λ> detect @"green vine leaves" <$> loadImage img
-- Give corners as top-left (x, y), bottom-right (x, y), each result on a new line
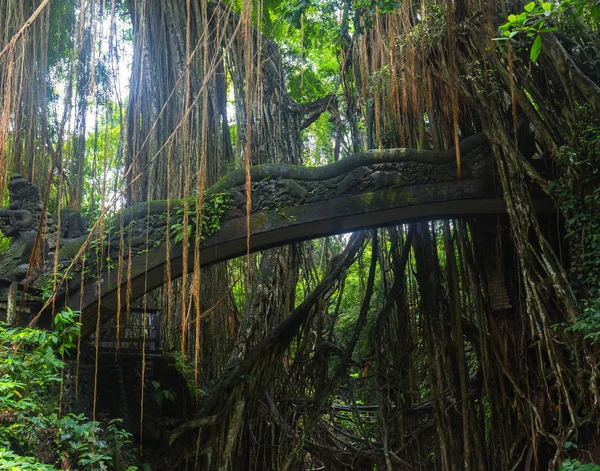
top-left (170, 193), bottom-right (233, 246)
top-left (495, 1), bottom-right (557, 62)
top-left (495, 0), bottom-right (600, 63)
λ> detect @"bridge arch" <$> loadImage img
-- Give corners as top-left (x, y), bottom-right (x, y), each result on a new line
top-left (62, 179), bottom-right (554, 336)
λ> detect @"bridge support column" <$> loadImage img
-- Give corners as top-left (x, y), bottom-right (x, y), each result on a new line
top-left (0, 282), bottom-right (20, 325)
top-left (6, 282), bottom-right (17, 325)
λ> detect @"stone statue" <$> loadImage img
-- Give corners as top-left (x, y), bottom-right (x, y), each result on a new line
top-left (59, 207), bottom-right (88, 239)
top-left (0, 174), bottom-right (90, 285)
top-left (0, 174), bottom-right (43, 282)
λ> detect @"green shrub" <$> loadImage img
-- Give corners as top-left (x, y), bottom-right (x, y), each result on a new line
top-left (0, 310), bottom-right (139, 470)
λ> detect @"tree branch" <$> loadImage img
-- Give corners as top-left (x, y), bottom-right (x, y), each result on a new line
top-left (544, 34), bottom-right (600, 111)
top-left (298, 94), bottom-right (338, 130)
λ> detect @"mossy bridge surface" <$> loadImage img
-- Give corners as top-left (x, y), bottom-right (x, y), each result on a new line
top-left (0, 135), bottom-right (554, 334)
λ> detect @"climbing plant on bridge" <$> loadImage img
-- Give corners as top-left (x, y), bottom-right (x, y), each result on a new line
top-left (170, 193), bottom-right (233, 245)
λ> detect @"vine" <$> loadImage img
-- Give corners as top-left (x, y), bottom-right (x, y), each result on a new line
top-left (549, 104), bottom-right (600, 342)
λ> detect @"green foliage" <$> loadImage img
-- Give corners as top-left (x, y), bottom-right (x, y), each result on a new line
top-left (151, 381), bottom-right (176, 406)
top-left (272, 0), bottom-right (340, 103)
top-left (81, 104), bottom-right (123, 224)
top-left (497, 0), bottom-right (600, 62)
top-left (171, 352), bottom-right (208, 399)
top-left (0, 233), bottom-right (9, 256)
top-left (302, 113), bottom-right (337, 166)
top-left (404, 3), bottom-right (446, 49)
top-left (282, 0), bottom-right (318, 29)
top-left (170, 193), bottom-right (232, 245)
top-left (0, 309), bottom-right (80, 412)
top-left (496, 1), bottom-right (558, 62)
top-left (354, 0), bottom-right (402, 20)
top-left (0, 311), bottom-right (138, 470)
top-left (52, 309), bottom-right (81, 356)
top-left (332, 237), bottom-right (380, 359)
top-left (560, 459), bottom-right (600, 471)
top-left (0, 448), bottom-right (58, 471)
top-left (63, 415), bottom-right (136, 470)
top-left (282, 0), bottom-right (401, 34)
top-left (548, 105), bottom-right (600, 342)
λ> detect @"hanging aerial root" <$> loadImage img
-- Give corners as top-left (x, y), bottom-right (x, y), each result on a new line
top-left (168, 233), bottom-right (366, 449)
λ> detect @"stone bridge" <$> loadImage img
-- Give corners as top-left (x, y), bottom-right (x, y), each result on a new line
top-left (0, 134), bottom-right (555, 335)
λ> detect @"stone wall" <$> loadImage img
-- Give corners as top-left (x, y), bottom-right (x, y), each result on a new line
top-left (62, 350), bottom-right (192, 445)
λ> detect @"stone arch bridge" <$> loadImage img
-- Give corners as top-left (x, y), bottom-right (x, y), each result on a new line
top-left (0, 134), bottom-right (555, 335)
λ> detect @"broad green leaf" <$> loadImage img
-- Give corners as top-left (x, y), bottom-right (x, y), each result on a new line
top-left (542, 2), bottom-right (552, 12)
top-left (530, 35), bottom-right (542, 63)
top-left (524, 2), bottom-right (535, 13)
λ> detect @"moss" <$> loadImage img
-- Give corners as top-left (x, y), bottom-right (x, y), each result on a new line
top-left (58, 236), bottom-right (89, 260)
top-left (118, 198), bottom-right (187, 223)
top-left (248, 212), bottom-right (270, 231)
top-left (328, 189), bottom-right (417, 213)
top-left (387, 189), bottom-right (416, 204)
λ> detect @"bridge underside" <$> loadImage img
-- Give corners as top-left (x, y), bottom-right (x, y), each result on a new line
top-left (64, 180), bottom-right (555, 336)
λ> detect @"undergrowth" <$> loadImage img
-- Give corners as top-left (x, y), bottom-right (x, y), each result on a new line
top-left (549, 105), bottom-right (600, 344)
top-left (0, 309), bottom-right (139, 471)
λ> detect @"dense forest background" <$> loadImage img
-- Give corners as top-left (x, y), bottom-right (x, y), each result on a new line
top-left (1, 0), bottom-right (600, 469)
